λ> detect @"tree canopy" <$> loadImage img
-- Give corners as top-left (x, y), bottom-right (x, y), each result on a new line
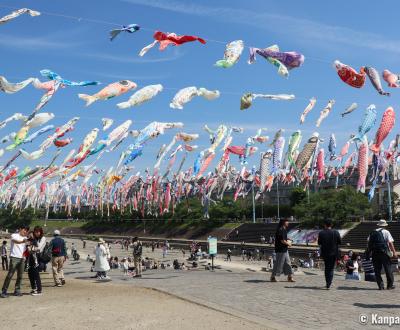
top-left (293, 186), bottom-right (373, 227)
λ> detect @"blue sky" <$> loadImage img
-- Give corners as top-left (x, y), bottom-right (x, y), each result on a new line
top-left (0, 0), bottom-right (399, 175)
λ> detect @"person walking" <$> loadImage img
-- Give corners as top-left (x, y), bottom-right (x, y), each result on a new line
top-left (49, 230), bottom-right (67, 287)
top-left (226, 248), bottom-right (232, 262)
top-left (162, 241), bottom-right (168, 258)
top-left (132, 237), bottom-right (143, 278)
top-left (94, 238), bottom-right (111, 280)
top-left (270, 219), bottom-right (295, 282)
top-left (318, 219), bottom-right (341, 289)
top-left (1, 225), bottom-right (30, 298)
top-left (1, 240), bottom-right (8, 271)
top-left (367, 219), bottom-right (397, 290)
top-left (27, 226), bottom-right (46, 296)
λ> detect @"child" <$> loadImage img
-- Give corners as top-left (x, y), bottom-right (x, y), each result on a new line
top-left (122, 258), bottom-right (129, 275)
top-left (345, 253), bottom-right (361, 280)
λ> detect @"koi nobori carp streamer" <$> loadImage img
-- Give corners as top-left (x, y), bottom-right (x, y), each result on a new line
top-left (316, 100), bottom-right (335, 127)
top-left (109, 24), bottom-right (140, 41)
top-left (299, 97), bottom-right (316, 124)
top-left (361, 66), bottom-right (390, 96)
top-left (333, 60), bottom-right (366, 88)
top-left (0, 8), bottom-right (40, 25)
top-left (240, 93), bottom-right (295, 110)
top-left (139, 31), bottom-right (206, 56)
top-left (78, 80), bottom-right (137, 106)
top-left (370, 107), bottom-right (395, 154)
top-left (382, 69), bottom-right (400, 88)
top-left (0, 76), bottom-right (35, 94)
top-left (117, 84), bottom-right (163, 109)
top-left (248, 45), bottom-right (304, 75)
top-left (170, 87), bottom-right (220, 109)
top-left (215, 40), bottom-right (244, 68)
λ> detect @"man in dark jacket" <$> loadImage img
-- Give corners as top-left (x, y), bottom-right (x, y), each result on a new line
top-left (318, 219), bottom-right (341, 289)
top-left (49, 230), bottom-right (67, 287)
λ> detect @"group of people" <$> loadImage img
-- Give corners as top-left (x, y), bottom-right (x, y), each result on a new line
top-left (1, 226), bottom-right (67, 298)
top-left (270, 218), bottom-right (397, 290)
top-left (92, 236), bottom-right (143, 280)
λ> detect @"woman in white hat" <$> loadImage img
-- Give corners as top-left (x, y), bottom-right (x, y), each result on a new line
top-left (94, 238), bottom-right (110, 280)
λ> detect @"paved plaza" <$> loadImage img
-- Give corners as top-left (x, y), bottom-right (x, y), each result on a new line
top-left (61, 238), bottom-right (400, 329)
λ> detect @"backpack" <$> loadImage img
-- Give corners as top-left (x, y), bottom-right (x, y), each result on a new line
top-left (40, 242), bottom-right (52, 263)
top-left (368, 229), bottom-right (389, 255)
top-left (133, 242), bottom-right (142, 257)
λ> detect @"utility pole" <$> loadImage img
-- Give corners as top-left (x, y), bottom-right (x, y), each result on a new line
top-left (387, 167), bottom-right (393, 222)
top-left (276, 181), bottom-right (280, 220)
top-left (251, 166), bottom-right (256, 223)
top-left (252, 182), bottom-right (256, 224)
top-left (261, 193), bottom-right (264, 219)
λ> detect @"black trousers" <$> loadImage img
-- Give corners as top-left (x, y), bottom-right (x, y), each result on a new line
top-left (323, 255), bottom-right (337, 287)
top-left (1, 256), bottom-right (8, 270)
top-left (28, 266), bottom-right (42, 292)
top-left (372, 252), bottom-right (394, 289)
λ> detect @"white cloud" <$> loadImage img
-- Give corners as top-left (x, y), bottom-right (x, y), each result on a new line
top-left (82, 71), bottom-right (170, 81)
top-left (0, 33), bottom-right (81, 50)
top-left (83, 47), bottom-right (184, 64)
top-left (122, 0), bottom-right (400, 54)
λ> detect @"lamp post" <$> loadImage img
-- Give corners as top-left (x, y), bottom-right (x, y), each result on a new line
top-left (276, 181), bottom-right (280, 220)
top-left (252, 182), bottom-right (256, 224)
top-left (387, 167), bottom-right (393, 222)
top-left (261, 193), bottom-right (264, 219)
top-left (251, 166), bottom-right (256, 224)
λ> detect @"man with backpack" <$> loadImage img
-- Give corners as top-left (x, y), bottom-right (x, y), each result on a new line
top-left (49, 230), bottom-right (67, 287)
top-left (367, 220), bottom-right (397, 290)
top-left (132, 237), bottom-right (143, 278)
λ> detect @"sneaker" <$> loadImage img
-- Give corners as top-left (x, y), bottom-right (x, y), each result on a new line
top-left (31, 292), bottom-right (42, 296)
top-left (0, 292), bottom-right (9, 298)
top-left (61, 279), bottom-right (66, 285)
top-left (55, 284), bottom-right (62, 287)
top-left (30, 289), bottom-right (37, 294)
top-left (270, 277), bottom-right (278, 282)
top-left (13, 292), bottom-right (23, 297)
top-left (387, 285), bottom-right (396, 290)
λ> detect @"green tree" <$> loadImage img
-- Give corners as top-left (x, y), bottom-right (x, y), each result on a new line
top-left (289, 187), bottom-right (307, 207)
top-left (293, 186), bottom-right (372, 227)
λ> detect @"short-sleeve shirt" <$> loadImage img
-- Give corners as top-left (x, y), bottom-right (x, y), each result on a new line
top-left (377, 229), bottom-right (394, 244)
top-left (10, 233), bottom-right (26, 258)
top-left (275, 227), bottom-right (288, 253)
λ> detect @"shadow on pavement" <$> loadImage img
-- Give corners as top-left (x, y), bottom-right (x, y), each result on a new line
top-left (244, 279), bottom-right (268, 283)
top-left (74, 276), bottom-right (97, 281)
top-left (284, 286), bottom-right (326, 290)
top-left (354, 303), bottom-right (400, 309)
top-left (336, 286), bottom-right (377, 291)
top-left (303, 271), bottom-right (318, 276)
top-left (131, 275), bottom-right (180, 280)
